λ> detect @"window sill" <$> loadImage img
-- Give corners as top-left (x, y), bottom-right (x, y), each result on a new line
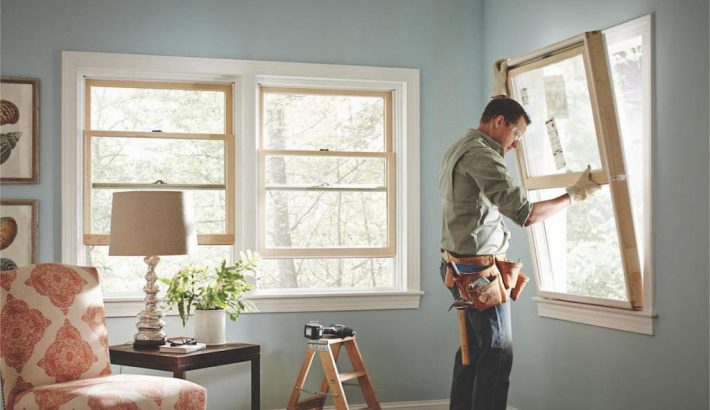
top-left (533, 297), bottom-right (656, 335)
top-left (104, 291), bottom-right (423, 317)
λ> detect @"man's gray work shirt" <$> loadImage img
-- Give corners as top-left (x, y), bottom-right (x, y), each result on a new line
top-left (439, 128), bottom-right (532, 256)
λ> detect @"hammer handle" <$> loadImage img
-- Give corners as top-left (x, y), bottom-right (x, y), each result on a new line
top-left (457, 308), bottom-right (470, 365)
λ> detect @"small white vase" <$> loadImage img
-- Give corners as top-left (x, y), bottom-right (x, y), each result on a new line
top-left (194, 309), bottom-right (226, 345)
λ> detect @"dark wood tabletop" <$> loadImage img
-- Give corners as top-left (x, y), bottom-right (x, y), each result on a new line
top-left (109, 343), bottom-right (260, 410)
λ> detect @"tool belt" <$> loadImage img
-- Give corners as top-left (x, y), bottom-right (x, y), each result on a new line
top-left (442, 250), bottom-right (529, 311)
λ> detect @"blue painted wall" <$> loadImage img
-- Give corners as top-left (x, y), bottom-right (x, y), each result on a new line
top-left (2, 0), bottom-right (708, 409)
top-left (1, 1), bottom-right (484, 409)
top-left (483, 1), bottom-right (709, 409)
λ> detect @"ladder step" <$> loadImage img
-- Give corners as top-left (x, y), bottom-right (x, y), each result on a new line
top-left (339, 370), bottom-right (367, 381)
top-left (294, 396), bottom-right (327, 410)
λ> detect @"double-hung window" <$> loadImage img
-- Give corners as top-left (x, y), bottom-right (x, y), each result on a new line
top-left (83, 80), bottom-right (234, 297)
top-left (62, 53), bottom-right (420, 314)
top-left (506, 16), bottom-right (653, 334)
top-left (257, 87), bottom-right (395, 291)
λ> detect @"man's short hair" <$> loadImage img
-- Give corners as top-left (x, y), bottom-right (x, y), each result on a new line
top-left (480, 98), bottom-right (531, 125)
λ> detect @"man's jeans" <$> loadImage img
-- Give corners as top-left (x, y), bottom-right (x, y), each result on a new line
top-left (440, 260), bottom-right (513, 410)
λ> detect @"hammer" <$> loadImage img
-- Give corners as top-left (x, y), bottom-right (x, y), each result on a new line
top-left (447, 261), bottom-right (471, 366)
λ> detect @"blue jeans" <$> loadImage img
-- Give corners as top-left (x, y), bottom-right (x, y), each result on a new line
top-left (440, 260), bottom-right (513, 410)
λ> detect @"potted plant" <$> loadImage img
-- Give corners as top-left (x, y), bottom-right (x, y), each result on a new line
top-left (161, 251), bottom-right (259, 345)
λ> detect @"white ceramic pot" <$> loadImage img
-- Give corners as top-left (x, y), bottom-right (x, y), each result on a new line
top-left (194, 309), bottom-right (226, 345)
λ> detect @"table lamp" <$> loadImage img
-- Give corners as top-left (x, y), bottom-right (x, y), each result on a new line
top-left (109, 191), bottom-right (197, 349)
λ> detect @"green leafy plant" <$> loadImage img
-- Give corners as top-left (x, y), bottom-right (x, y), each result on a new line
top-left (160, 251), bottom-right (259, 326)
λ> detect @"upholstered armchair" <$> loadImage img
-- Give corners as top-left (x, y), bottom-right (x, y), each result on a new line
top-left (0, 263), bottom-right (207, 409)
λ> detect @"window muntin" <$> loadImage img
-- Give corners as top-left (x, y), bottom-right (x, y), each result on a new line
top-left (509, 31), bottom-right (643, 310)
top-left (259, 87), bottom-right (395, 290)
top-left (83, 80), bottom-right (234, 296)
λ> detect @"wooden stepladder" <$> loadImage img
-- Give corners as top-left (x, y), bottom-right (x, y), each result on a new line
top-left (287, 336), bottom-right (381, 410)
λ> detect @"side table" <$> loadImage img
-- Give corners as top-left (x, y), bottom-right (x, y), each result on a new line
top-left (109, 343), bottom-right (260, 410)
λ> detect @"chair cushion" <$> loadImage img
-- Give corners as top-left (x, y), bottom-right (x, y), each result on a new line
top-left (11, 374), bottom-right (206, 410)
top-left (1, 264), bottom-right (112, 405)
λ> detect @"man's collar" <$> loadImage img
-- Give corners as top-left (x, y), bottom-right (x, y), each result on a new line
top-left (467, 128), bottom-right (504, 155)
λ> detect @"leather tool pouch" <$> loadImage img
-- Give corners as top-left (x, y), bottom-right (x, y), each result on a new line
top-left (496, 259), bottom-right (523, 289)
top-left (454, 264), bottom-right (504, 311)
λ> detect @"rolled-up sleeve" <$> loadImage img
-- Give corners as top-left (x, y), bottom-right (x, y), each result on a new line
top-left (464, 149), bottom-right (532, 227)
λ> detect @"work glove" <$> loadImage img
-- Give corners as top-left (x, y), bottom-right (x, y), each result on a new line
top-left (492, 58), bottom-right (509, 98)
top-left (566, 165), bottom-right (601, 203)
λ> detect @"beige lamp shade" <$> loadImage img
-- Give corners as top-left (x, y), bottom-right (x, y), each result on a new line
top-left (109, 191), bottom-right (197, 256)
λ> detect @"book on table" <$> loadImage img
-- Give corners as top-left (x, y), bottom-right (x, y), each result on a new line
top-left (159, 343), bottom-right (207, 353)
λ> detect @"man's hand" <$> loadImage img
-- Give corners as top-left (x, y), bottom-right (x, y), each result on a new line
top-left (492, 58), bottom-right (509, 98)
top-left (566, 165), bottom-right (601, 203)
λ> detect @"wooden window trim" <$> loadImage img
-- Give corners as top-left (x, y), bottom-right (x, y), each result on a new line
top-left (83, 79), bottom-right (235, 246)
top-left (507, 31), bottom-right (643, 310)
top-left (258, 86), bottom-right (395, 259)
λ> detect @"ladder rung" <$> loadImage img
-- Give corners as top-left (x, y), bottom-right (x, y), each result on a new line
top-left (339, 370), bottom-right (366, 381)
top-left (294, 396), bottom-right (326, 410)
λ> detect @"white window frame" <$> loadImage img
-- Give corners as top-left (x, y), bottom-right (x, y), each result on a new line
top-left (62, 51), bottom-right (421, 317)
top-left (508, 15), bottom-right (655, 334)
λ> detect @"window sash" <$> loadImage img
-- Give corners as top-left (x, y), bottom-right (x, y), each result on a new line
top-left (83, 79), bottom-right (235, 246)
top-left (258, 87), bottom-right (395, 259)
top-left (508, 31), bottom-right (643, 310)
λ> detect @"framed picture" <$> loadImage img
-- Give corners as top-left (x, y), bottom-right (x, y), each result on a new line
top-left (0, 200), bottom-right (38, 271)
top-left (1, 77), bottom-right (39, 184)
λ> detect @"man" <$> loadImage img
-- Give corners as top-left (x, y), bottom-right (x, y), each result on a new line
top-left (439, 97), bottom-right (599, 409)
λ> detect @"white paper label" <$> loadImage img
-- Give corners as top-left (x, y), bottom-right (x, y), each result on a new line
top-left (545, 118), bottom-right (566, 169)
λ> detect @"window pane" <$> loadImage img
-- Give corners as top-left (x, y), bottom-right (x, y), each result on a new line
top-left (606, 34), bottom-right (645, 268)
top-left (92, 137), bottom-right (225, 185)
top-left (87, 245), bottom-right (232, 296)
top-left (92, 189), bottom-right (226, 234)
top-left (263, 92), bottom-right (385, 151)
top-left (529, 186), bottom-right (627, 301)
top-left (511, 52), bottom-right (603, 175)
top-left (257, 258), bottom-right (393, 289)
top-left (265, 191), bottom-right (387, 248)
top-left (90, 86), bottom-right (225, 133)
top-left (265, 156), bottom-right (386, 187)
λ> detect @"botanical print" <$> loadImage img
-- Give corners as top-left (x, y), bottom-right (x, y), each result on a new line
top-left (0, 200), bottom-right (37, 271)
top-left (0, 78), bottom-right (38, 182)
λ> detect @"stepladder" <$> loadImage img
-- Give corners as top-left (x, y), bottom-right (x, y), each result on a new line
top-left (287, 336), bottom-right (381, 410)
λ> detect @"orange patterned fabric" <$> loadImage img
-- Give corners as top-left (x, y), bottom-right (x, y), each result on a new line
top-left (1, 264), bottom-right (206, 410)
top-left (12, 375), bottom-right (205, 410)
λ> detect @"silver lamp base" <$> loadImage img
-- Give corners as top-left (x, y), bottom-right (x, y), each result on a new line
top-left (133, 255), bottom-right (166, 350)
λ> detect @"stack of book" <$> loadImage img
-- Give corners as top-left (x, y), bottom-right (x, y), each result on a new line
top-left (159, 342), bottom-right (207, 353)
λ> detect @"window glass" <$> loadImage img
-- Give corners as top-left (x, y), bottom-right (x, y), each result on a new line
top-left (86, 245), bottom-right (232, 296)
top-left (528, 186), bottom-right (627, 301)
top-left (90, 86), bottom-right (225, 133)
top-left (263, 93), bottom-right (385, 151)
top-left (91, 137), bottom-right (225, 184)
top-left (257, 258), bottom-right (393, 290)
top-left (265, 191), bottom-right (387, 248)
top-left (511, 51), bottom-right (603, 176)
top-left (265, 156), bottom-right (386, 187)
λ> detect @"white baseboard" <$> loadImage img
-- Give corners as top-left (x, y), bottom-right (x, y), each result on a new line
top-left (273, 399), bottom-right (518, 409)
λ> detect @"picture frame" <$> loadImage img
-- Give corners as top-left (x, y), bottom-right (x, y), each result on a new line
top-left (1, 77), bottom-right (39, 184)
top-left (0, 200), bottom-right (38, 271)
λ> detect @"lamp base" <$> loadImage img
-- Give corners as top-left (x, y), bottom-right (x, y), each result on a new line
top-left (133, 338), bottom-right (166, 350)
top-left (133, 255), bottom-right (167, 350)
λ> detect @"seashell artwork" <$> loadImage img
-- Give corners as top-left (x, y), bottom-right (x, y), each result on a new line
top-left (0, 132), bottom-right (22, 164)
top-left (0, 100), bottom-right (20, 125)
top-left (0, 258), bottom-right (17, 272)
top-left (0, 216), bottom-right (18, 250)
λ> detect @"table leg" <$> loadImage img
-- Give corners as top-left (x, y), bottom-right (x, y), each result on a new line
top-left (251, 354), bottom-right (260, 410)
top-left (173, 370), bottom-right (185, 379)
